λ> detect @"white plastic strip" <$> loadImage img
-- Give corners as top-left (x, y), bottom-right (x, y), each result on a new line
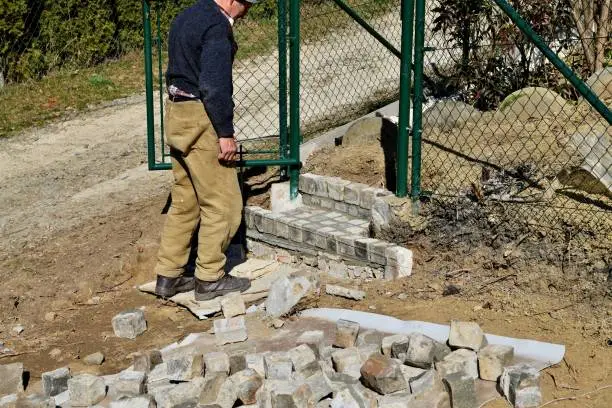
top-left (300, 308), bottom-right (565, 370)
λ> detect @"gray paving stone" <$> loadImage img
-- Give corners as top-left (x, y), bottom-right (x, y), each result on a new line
top-left (367, 240), bottom-right (394, 265)
top-left (305, 371), bottom-right (333, 404)
top-left (296, 330), bottom-right (326, 358)
top-left (232, 369), bottom-right (263, 405)
top-left (299, 173), bottom-right (323, 196)
top-left (381, 334), bottom-right (410, 356)
top-left (108, 370), bottom-right (146, 400)
top-left (331, 348), bottom-right (362, 380)
top-left (199, 373), bottom-right (228, 406)
top-left (166, 353), bottom-right (204, 381)
top-left (384, 246), bottom-right (413, 279)
top-left (344, 183), bottom-right (367, 205)
top-left (326, 178), bottom-right (351, 201)
top-left (399, 365), bottom-right (426, 385)
top-left (214, 316), bottom-right (248, 345)
top-left (109, 395), bottom-right (156, 408)
top-left (361, 354), bottom-right (408, 394)
top-left (333, 319), bottom-right (360, 348)
top-left (288, 345), bottom-right (319, 378)
top-left (0, 394), bottom-right (17, 408)
top-left (264, 353), bottom-right (293, 380)
top-left (204, 351), bottom-right (230, 375)
top-left (435, 349), bottom-right (478, 379)
top-left (356, 329), bottom-right (384, 347)
top-left (325, 284), bottom-right (365, 300)
top-left (155, 377), bottom-right (205, 408)
top-left (220, 292), bottom-right (246, 318)
top-left (478, 344), bottom-right (514, 381)
top-left (405, 333), bottom-right (450, 369)
top-left (112, 309), bottom-right (147, 339)
top-left (391, 337), bottom-right (411, 362)
top-left (500, 364), bottom-right (541, 408)
top-left (442, 372), bottom-right (477, 408)
top-left (133, 350), bottom-right (163, 373)
top-left (42, 367), bottom-right (70, 397)
top-left (271, 382), bottom-right (313, 408)
top-left (68, 374), bottom-right (106, 407)
top-left (358, 344), bottom-right (380, 363)
top-left (265, 274), bottom-right (313, 318)
top-left (245, 353), bottom-right (266, 377)
top-left (84, 351), bottom-right (105, 366)
top-left (448, 321), bottom-right (487, 351)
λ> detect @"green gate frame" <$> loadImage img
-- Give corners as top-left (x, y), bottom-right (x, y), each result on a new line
top-left (143, 0), bottom-right (612, 203)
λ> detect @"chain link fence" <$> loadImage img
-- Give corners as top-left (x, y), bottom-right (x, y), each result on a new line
top-left (1, 0), bottom-right (610, 236)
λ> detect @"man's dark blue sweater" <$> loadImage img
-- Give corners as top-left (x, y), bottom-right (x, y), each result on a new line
top-left (166, 0), bottom-right (237, 138)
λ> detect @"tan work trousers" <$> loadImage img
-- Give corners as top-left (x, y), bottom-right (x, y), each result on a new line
top-left (155, 100), bottom-right (243, 281)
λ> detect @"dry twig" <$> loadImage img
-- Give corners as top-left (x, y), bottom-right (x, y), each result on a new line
top-left (538, 384), bottom-right (612, 407)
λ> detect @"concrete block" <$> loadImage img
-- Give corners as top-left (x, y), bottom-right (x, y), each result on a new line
top-left (296, 330), bottom-right (326, 358)
top-left (382, 334), bottom-right (410, 356)
top-left (384, 246), bottom-right (413, 279)
top-left (253, 208), bottom-right (272, 232)
top-left (448, 321), bottom-right (487, 351)
top-left (409, 369), bottom-right (436, 395)
top-left (347, 204), bottom-right (360, 217)
top-left (226, 344), bottom-right (255, 375)
top-left (354, 238), bottom-right (375, 261)
top-left (264, 353), bottom-right (293, 380)
top-left (356, 330), bottom-right (384, 347)
top-left (320, 197), bottom-right (335, 209)
top-left (331, 348), bottom-right (362, 380)
top-left (109, 395), bottom-right (156, 408)
top-left (232, 369), bottom-right (263, 405)
top-left (435, 349), bottom-right (478, 379)
top-left (360, 354), bottom-right (408, 394)
top-left (326, 178), bottom-right (351, 201)
top-left (442, 372), bottom-right (477, 408)
top-left (203, 351), bottom-right (230, 375)
top-left (299, 173), bottom-right (322, 196)
top-left (358, 344), bottom-right (380, 362)
top-left (0, 363), bottom-right (23, 396)
top-left (391, 337), bottom-right (411, 362)
top-left (288, 345), bottom-right (319, 378)
top-left (288, 221), bottom-right (305, 243)
top-left (214, 316), bottom-right (248, 345)
top-left (500, 364), bottom-right (541, 408)
top-left (325, 284), bottom-right (365, 300)
top-left (42, 367), bottom-right (70, 397)
top-left (367, 240), bottom-right (394, 265)
top-left (108, 371), bottom-right (146, 400)
top-left (199, 373), bottom-right (228, 405)
top-left (112, 309), bottom-right (147, 339)
top-left (68, 374), bottom-right (106, 407)
top-left (405, 333), bottom-right (451, 369)
top-left (271, 182), bottom-right (303, 213)
top-left (478, 344), bottom-right (514, 381)
top-left (166, 353), bottom-right (203, 381)
top-left (336, 235), bottom-right (357, 257)
top-left (245, 353), bottom-right (266, 377)
top-left (133, 350), bottom-right (163, 373)
top-left (334, 201), bottom-right (349, 213)
top-left (399, 365), bottom-right (426, 385)
top-left (334, 319), bottom-right (360, 348)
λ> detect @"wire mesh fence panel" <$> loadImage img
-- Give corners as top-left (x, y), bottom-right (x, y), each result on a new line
top-left (419, 0), bottom-right (611, 236)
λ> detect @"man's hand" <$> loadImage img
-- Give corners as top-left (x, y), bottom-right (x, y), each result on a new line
top-left (218, 137), bottom-right (237, 163)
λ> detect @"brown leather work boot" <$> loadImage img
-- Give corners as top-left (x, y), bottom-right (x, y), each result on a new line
top-left (194, 275), bottom-right (251, 301)
top-left (155, 275), bottom-right (195, 298)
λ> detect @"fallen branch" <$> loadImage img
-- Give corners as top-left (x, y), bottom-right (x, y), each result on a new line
top-left (476, 273), bottom-right (517, 294)
top-left (538, 384), bottom-right (612, 407)
top-left (96, 274), bottom-right (133, 294)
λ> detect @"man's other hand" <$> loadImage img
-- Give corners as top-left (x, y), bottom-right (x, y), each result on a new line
top-left (218, 137), bottom-right (237, 163)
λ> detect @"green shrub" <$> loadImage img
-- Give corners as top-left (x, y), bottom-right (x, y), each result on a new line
top-left (0, 0), bottom-right (28, 81)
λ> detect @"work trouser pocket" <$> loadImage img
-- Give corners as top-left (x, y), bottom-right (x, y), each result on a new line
top-left (165, 100), bottom-right (213, 155)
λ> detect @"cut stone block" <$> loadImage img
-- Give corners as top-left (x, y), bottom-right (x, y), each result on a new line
top-left (358, 344), bottom-right (380, 362)
top-left (232, 369), bottom-right (263, 405)
top-left (360, 354), bottom-right (408, 395)
top-left (133, 350), bottom-right (163, 373)
top-left (435, 349), bottom-right (478, 379)
top-left (405, 333), bottom-right (451, 368)
top-left (478, 344), bottom-right (514, 381)
top-left (108, 371), bottom-right (146, 400)
top-left (0, 363), bottom-right (24, 396)
top-left (299, 173), bottom-right (325, 197)
top-left (166, 353), bottom-right (203, 381)
top-left (0, 395), bottom-right (17, 408)
top-left (264, 353), bottom-right (293, 380)
top-left (155, 377), bottom-right (205, 408)
top-left (245, 353), bottom-right (266, 377)
top-left (343, 183), bottom-right (366, 205)
top-left (288, 345), bottom-right (319, 378)
top-left (442, 372), bottom-right (477, 408)
top-left (382, 334), bottom-right (410, 356)
top-left (199, 373), bottom-right (229, 406)
top-left (214, 316), bottom-right (248, 345)
top-left (356, 330), bottom-right (384, 347)
top-left (399, 365), bottom-right (426, 385)
top-left (325, 285), bottom-right (365, 301)
top-left (112, 309), bottom-right (147, 339)
top-left (147, 362), bottom-right (168, 384)
top-left (384, 246), bottom-right (413, 279)
top-left (271, 382), bottom-right (313, 408)
top-left (265, 275), bottom-right (313, 318)
top-left (204, 351), bottom-right (230, 375)
top-left (68, 374), bottom-right (106, 407)
top-left (109, 395), bottom-right (156, 408)
top-left (296, 330), bottom-right (326, 358)
top-left (326, 178), bottom-right (351, 201)
top-left (271, 182), bottom-right (303, 213)
top-left (448, 321), bottom-right (487, 351)
top-left (42, 367), bottom-right (70, 397)
top-left (11, 394), bottom-right (54, 408)
top-left (500, 364), bottom-right (542, 408)
top-left (331, 348), bottom-right (362, 380)
top-left (305, 371), bottom-right (333, 404)
top-left (329, 386), bottom-right (372, 408)
top-left (333, 319), bottom-right (360, 348)
top-left (220, 293), bottom-right (246, 318)
top-left (391, 337), bottom-right (411, 362)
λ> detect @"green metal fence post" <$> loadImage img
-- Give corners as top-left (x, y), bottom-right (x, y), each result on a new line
top-left (288, 0), bottom-right (301, 199)
top-left (156, 2), bottom-right (166, 160)
top-left (410, 0), bottom-right (425, 202)
top-left (492, 0), bottom-right (612, 125)
top-left (396, 0), bottom-right (415, 197)
top-left (143, 0), bottom-right (156, 171)
top-left (278, 0), bottom-right (289, 177)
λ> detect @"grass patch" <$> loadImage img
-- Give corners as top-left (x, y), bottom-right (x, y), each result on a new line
top-left (0, 0), bottom-right (398, 138)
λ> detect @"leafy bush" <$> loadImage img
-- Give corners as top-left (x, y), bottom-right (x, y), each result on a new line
top-left (0, 0), bottom-right (29, 80)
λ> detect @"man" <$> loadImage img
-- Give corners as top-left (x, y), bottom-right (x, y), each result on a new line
top-left (154, 0), bottom-right (256, 301)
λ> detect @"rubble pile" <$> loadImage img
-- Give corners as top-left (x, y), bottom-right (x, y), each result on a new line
top-left (0, 312), bottom-right (542, 408)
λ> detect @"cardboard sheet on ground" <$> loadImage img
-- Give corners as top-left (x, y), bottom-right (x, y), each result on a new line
top-left (138, 259), bottom-right (293, 319)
